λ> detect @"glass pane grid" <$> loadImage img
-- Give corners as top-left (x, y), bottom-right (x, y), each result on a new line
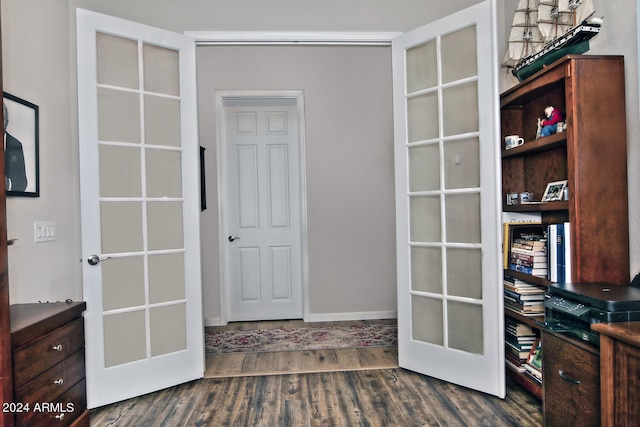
top-left (97, 36), bottom-right (188, 367)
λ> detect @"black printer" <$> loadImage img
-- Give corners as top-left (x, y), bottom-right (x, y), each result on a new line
top-left (542, 281), bottom-right (640, 345)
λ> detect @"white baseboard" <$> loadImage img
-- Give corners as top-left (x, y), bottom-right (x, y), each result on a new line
top-left (204, 310), bottom-right (397, 327)
top-left (306, 310), bottom-right (397, 323)
top-left (204, 317), bottom-right (224, 327)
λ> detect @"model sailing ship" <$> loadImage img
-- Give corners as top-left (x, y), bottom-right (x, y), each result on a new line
top-left (504, 0), bottom-right (603, 82)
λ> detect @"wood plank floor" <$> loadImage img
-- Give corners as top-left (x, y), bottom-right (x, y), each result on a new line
top-left (205, 319), bottom-right (399, 377)
top-left (90, 370), bottom-right (542, 426)
top-left (90, 319), bottom-right (543, 426)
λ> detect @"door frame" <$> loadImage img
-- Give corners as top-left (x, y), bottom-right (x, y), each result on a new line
top-left (215, 90), bottom-right (309, 324)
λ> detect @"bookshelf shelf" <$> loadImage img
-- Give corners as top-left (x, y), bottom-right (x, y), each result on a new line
top-left (503, 201), bottom-right (568, 212)
top-left (502, 132), bottom-right (566, 159)
top-left (500, 55), bottom-right (630, 409)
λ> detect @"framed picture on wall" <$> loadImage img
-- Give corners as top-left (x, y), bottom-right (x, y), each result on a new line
top-left (3, 92), bottom-right (39, 197)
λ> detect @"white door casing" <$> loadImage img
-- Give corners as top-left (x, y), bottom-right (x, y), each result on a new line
top-left (77, 9), bottom-right (204, 408)
top-left (392, 1), bottom-right (505, 397)
top-left (216, 91), bottom-right (308, 323)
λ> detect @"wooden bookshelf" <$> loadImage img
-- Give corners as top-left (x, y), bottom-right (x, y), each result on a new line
top-left (500, 55), bottom-right (630, 405)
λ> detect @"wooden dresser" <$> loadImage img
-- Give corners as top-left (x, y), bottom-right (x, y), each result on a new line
top-left (592, 321), bottom-right (640, 427)
top-left (10, 302), bottom-right (88, 427)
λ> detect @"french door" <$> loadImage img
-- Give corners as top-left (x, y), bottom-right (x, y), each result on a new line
top-left (77, 9), bottom-right (204, 408)
top-left (392, 1), bottom-right (505, 397)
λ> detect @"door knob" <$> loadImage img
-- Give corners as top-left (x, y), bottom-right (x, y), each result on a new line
top-left (228, 235), bottom-right (240, 242)
top-left (87, 254), bottom-right (110, 265)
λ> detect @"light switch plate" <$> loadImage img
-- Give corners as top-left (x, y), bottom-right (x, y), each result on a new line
top-left (34, 221), bottom-right (56, 243)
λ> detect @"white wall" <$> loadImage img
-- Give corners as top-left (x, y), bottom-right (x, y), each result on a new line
top-left (1, 0), bottom-right (638, 317)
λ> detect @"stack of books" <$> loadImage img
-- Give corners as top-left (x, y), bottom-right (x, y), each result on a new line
top-left (524, 338), bottom-right (542, 384)
top-left (504, 274), bottom-right (546, 316)
top-left (505, 318), bottom-right (537, 373)
top-left (509, 237), bottom-right (548, 278)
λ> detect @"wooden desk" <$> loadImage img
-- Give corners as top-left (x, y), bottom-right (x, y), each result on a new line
top-left (592, 321), bottom-right (640, 427)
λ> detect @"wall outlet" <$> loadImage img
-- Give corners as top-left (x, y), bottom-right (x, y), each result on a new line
top-left (34, 221), bottom-right (56, 243)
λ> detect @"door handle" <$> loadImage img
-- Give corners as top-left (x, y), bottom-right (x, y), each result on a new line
top-left (228, 235), bottom-right (240, 242)
top-left (87, 254), bottom-right (111, 265)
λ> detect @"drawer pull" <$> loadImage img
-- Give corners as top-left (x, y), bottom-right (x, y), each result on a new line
top-left (54, 378), bottom-right (64, 385)
top-left (558, 370), bottom-right (581, 384)
top-left (51, 344), bottom-right (63, 351)
top-left (55, 413), bottom-right (65, 421)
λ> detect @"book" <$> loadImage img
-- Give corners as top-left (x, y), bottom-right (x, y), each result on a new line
top-left (526, 338), bottom-right (543, 372)
top-left (502, 218), bottom-right (542, 267)
top-left (548, 222), bottom-right (572, 283)
top-left (509, 263), bottom-right (548, 277)
top-left (504, 288), bottom-right (545, 302)
top-left (564, 221), bottom-right (572, 283)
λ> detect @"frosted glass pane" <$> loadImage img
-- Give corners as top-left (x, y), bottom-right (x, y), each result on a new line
top-left (443, 82), bottom-right (478, 137)
top-left (410, 196), bottom-right (441, 242)
top-left (96, 32), bottom-right (139, 89)
top-left (445, 193), bottom-right (481, 243)
top-left (146, 149), bottom-right (182, 198)
top-left (104, 311), bottom-right (146, 367)
top-left (441, 26), bottom-right (477, 84)
top-left (98, 87), bottom-right (141, 143)
top-left (99, 145), bottom-right (142, 198)
top-left (150, 304), bottom-right (187, 356)
top-left (102, 256), bottom-right (145, 311)
top-left (144, 95), bottom-right (181, 147)
top-left (406, 40), bottom-right (437, 93)
top-left (448, 301), bottom-right (483, 354)
top-left (149, 253), bottom-right (185, 304)
top-left (446, 248), bottom-right (482, 299)
top-left (409, 144), bottom-right (440, 192)
top-left (101, 202), bottom-right (143, 253)
top-left (411, 246), bottom-right (442, 294)
top-left (408, 93), bottom-right (439, 142)
top-left (147, 201), bottom-right (184, 250)
top-left (143, 43), bottom-right (179, 96)
top-left (411, 295), bottom-right (443, 346)
top-left (443, 137), bottom-right (479, 190)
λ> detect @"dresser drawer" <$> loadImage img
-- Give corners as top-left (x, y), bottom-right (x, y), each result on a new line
top-left (15, 350), bottom-right (85, 409)
top-left (19, 379), bottom-right (87, 427)
top-left (543, 331), bottom-right (600, 427)
top-left (13, 318), bottom-right (84, 388)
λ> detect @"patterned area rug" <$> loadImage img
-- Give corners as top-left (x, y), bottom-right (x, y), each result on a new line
top-left (205, 323), bottom-right (397, 354)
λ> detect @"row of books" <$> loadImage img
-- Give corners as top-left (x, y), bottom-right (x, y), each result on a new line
top-left (504, 274), bottom-right (545, 316)
top-left (505, 317), bottom-right (542, 382)
top-left (503, 219), bottom-right (572, 283)
top-left (509, 236), bottom-right (547, 278)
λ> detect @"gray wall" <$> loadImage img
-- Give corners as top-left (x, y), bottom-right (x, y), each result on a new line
top-left (1, 0), bottom-right (638, 321)
top-left (197, 45), bottom-right (396, 322)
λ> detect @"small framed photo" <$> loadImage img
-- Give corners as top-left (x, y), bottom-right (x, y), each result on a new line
top-left (3, 92), bottom-right (39, 197)
top-left (541, 180), bottom-right (567, 202)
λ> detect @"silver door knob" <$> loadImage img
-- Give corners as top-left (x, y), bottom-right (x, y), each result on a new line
top-left (87, 254), bottom-right (110, 265)
top-left (228, 235), bottom-right (240, 242)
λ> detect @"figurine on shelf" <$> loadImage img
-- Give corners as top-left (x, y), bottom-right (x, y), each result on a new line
top-left (536, 105), bottom-right (565, 138)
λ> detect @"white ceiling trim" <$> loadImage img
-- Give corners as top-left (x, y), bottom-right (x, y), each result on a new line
top-left (185, 31), bottom-right (402, 46)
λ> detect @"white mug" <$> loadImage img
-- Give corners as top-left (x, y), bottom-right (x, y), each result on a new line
top-left (505, 135), bottom-right (524, 150)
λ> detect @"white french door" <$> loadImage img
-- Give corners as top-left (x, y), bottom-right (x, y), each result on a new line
top-left (393, 1), bottom-right (504, 397)
top-left (77, 9), bottom-right (204, 408)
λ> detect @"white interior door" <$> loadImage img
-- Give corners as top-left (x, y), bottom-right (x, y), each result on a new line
top-left (219, 94), bottom-right (304, 321)
top-left (393, 1), bottom-right (505, 397)
top-left (77, 9), bottom-right (204, 408)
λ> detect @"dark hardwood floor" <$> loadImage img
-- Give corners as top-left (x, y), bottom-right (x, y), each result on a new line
top-left (90, 369), bottom-right (542, 426)
top-left (90, 320), bottom-right (542, 426)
